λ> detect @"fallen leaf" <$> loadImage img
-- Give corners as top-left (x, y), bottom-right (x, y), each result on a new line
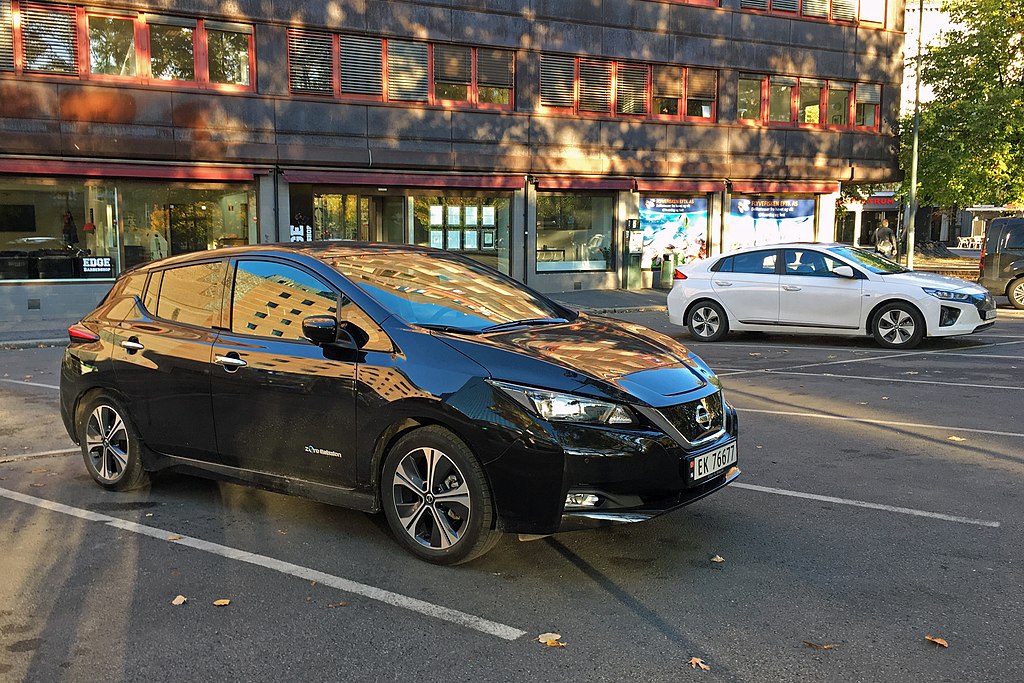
top-left (213, 599), bottom-right (231, 606)
top-left (688, 657), bottom-right (711, 671)
top-left (881, 396), bottom-right (889, 400)
top-left (145, 513), bottom-right (153, 517)
top-left (946, 436), bottom-right (966, 442)
top-left (166, 534), bottom-right (183, 541)
top-left (748, 352), bottom-right (762, 357)
top-left (171, 595), bottom-right (187, 606)
top-left (858, 402), bottom-right (868, 405)
top-left (925, 635), bottom-right (949, 648)
top-left (30, 468), bottom-right (48, 473)
top-left (327, 601), bottom-right (349, 609)
top-left (277, 529), bottom-right (288, 535)
top-left (710, 555), bottom-right (725, 563)
top-left (537, 633), bottom-right (566, 647)
top-left (30, 483), bottom-right (45, 488)
top-left (802, 640), bottom-right (838, 650)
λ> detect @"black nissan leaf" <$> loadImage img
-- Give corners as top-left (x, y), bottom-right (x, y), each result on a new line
top-left (59, 243), bottom-right (740, 564)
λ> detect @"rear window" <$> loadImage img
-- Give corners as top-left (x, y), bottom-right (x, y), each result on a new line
top-left (732, 250), bottom-right (777, 274)
top-left (1006, 227), bottom-right (1024, 250)
top-left (155, 261), bottom-right (228, 328)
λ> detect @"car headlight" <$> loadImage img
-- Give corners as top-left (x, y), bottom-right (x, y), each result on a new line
top-left (488, 380), bottom-right (636, 425)
top-left (923, 287), bottom-right (972, 302)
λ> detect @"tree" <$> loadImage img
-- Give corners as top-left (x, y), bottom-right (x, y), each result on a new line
top-left (905, 0), bottom-right (1024, 207)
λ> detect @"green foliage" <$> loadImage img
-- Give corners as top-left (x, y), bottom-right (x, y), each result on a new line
top-left (905, 0), bottom-right (1024, 207)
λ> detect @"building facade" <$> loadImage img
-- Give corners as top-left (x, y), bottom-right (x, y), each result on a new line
top-left (0, 0), bottom-right (904, 322)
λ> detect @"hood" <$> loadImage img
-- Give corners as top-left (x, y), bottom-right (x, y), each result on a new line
top-left (435, 314), bottom-right (718, 404)
top-left (881, 270), bottom-right (986, 292)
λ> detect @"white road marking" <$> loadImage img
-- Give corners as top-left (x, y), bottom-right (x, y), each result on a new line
top-left (737, 407), bottom-right (1024, 438)
top-left (756, 370), bottom-right (1023, 391)
top-left (0, 378), bottom-right (60, 390)
top-left (0, 448), bottom-right (78, 463)
top-left (732, 483), bottom-right (1000, 528)
top-left (0, 487), bottom-right (528, 641)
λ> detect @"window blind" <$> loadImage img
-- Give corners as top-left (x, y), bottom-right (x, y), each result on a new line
top-left (616, 63), bottom-right (647, 114)
top-left (477, 48), bottom-right (513, 87)
top-left (0, 0), bottom-right (13, 70)
top-left (687, 68), bottom-right (717, 99)
top-left (540, 54), bottom-right (575, 108)
top-left (832, 0), bottom-right (857, 21)
top-left (772, 0), bottom-right (798, 12)
top-left (579, 60), bottom-right (612, 112)
top-left (288, 30), bottom-right (334, 95)
top-left (434, 44), bottom-right (471, 84)
top-left (387, 41), bottom-right (428, 101)
top-left (740, 0), bottom-right (769, 9)
top-left (340, 35), bottom-right (382, 95)
top-left (22, 2), bottom-right (78, 74)
top-left (653, 65), bottom-right (682, 97)
top-left (802, 0), bottom-right (830, 18)
top-left (856, 83), bottom-right (881, 103)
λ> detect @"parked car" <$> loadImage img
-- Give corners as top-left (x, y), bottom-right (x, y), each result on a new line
top-left (60, 243), bottom-right (739, 564)
top-left (979, 217), bottom-right (1024, 309)
top-left (668, 243), bottom-right (996, 349)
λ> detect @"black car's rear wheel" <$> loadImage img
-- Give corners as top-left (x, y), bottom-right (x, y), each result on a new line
top-left (1009, 279), bottom-right (1024, 310)
top-left (687, 300), bottom-right (729, 342)
top-left (382, 426), bottom-right (500, 565)
top-left (79, 393), bottom-right (150, 491)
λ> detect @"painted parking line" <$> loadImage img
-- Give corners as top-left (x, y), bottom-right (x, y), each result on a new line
top-left (0, 448), bottom-right (78, 464)
top-left (732, 482), bottom-right (1000, 528)
top-left (0, 378), bottom-right (60, 390)
top-left (0, 486), bottom-right (528, 642)
top-left (736, 407), bottom-right (1024, 439)
top-left (754, 370), bottom-right (1023, 392)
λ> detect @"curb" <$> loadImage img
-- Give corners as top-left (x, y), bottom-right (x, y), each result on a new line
top-left (0, 339), bottom-right (68, 350)
top-left (0, 449), bottom-right (77, 465)
top-left (577, 305), bottom-right (668, 314)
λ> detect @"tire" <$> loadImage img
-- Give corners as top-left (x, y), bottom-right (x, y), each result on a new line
top-left (687, 300), bottom-right (729, 342)
top-left (872, 302), bottom-right (925, 349)
top-left (381, 426), bottom-right (500, 565)
top-left (79, 393), bottom-right (150, 491)
top-left (1009, 279), bottom-right (1024, 310)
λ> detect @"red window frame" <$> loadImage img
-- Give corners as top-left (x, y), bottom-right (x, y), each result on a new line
top-left (684, 67), bottom-right (718, 122)
top-left (736, 74), bottom-right (768, 125)
top-left (738, 74), bottom-right (880, 133)
top-left (738, 0), bottom-right (887, 28)
top-left (80, 9), bottom-right (144, 82)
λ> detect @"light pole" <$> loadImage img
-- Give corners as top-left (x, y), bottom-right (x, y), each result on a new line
top-left (905, 0), bottom-right (925, 269)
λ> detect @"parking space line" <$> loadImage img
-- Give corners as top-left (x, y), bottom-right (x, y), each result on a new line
top-left (0, 378), bottom-right (60, 390)
top-left (0, 486), bottom-right (528, 642)
top-left (0, 448), bottom-right (78, 463)
top-left (737, 408), bottom-right (1024, 438)
top-left (732, 482), bottom-right (1000, 528)
top-left (760, 370), bottom-right (1023, 391)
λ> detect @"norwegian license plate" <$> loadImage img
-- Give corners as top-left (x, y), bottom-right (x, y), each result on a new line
top-left (691, 441), bottom-right (737, 482)
top-left (983, 309), bottom-right (996, 320)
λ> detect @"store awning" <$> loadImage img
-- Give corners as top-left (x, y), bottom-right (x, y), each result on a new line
top-left (634, 179), bottom-right (726, 193)
top-left (730, 181), bottom-right (840, 194)
top-left (0, 158), bottom-right (265, 181)
top-left (282, 171), bottom-right (525, 189)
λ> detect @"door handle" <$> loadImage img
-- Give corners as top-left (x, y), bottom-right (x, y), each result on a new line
top-left (120, 338), bottom-right (144, 353)
top-left (783, 285), bottom-right (802, 291)
top-left (214, 354), bottom-right (247, 371)
top-left (714, 281), bottom-right (733, 287)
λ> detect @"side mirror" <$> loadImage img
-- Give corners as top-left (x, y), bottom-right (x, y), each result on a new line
top-left (302, 315), bottom-right (339, 346)
top-left (833, 265), bottom-right (856, 279)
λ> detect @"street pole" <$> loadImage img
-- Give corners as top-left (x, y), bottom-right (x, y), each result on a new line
top-left (905, 0), bottom-right (925, 269)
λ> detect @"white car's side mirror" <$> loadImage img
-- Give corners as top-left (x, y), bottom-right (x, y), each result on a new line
top-left (833, 265), bottom-right (856, 278)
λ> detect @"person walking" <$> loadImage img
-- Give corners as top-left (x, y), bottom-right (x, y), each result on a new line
top-left (873, 218), bottom-right (896, 259)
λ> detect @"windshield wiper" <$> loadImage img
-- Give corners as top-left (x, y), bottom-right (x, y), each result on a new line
top-left (481, 317), bottom-right (569, 333)
top-left (417, 324), bottom-right (481, 335)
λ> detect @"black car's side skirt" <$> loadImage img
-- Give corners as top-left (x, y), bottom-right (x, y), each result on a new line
top-left (158, 454), bottom-right (380, 513)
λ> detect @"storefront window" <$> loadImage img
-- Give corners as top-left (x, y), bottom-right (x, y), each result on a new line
top-left (411, 194), bottom-right (511, 274)
top-left (313, 194), bottom-right (370, 240)
top-left (638, 196), bottom-right (708, 268)
top-left (536, 194), bottom-right (614, 272)
top-left (0, 177), bottom-right (255, 281)
top-left (725, 196), bottom-right (817, 252)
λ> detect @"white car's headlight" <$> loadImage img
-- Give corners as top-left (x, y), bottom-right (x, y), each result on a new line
top-left (923, 287), bottom-right (972, 302)
top-left (488, 380), bottom-right (636, 425)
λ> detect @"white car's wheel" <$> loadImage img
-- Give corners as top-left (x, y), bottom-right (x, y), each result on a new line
top-left (872, 302), bottom-right (924, 349)
top-left (687, 301), bottom-right (729, 342)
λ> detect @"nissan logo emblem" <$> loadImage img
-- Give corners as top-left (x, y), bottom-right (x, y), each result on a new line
top-left (695, 403), bottom-right (713, 430)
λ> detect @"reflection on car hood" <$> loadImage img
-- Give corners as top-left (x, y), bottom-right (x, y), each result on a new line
top-left (880, 270), bottom-right (987, 292)
top-left (452, 314), bottom-right (716, 399)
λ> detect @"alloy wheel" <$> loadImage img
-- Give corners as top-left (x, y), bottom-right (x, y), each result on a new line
top-left (877, 309), bottom-right (916, 345)
top-left (85, 405), bottom-right (129, 483)
top-left (391, 447), bottom-right (472, 551)
top-left (1011, 281), bottom-right (1024, 309)
top-left (691, 306), bottom-right (721, 338)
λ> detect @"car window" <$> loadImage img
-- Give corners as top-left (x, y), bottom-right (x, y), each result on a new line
top-left (732, 251), bottom-right (777, 274)
top-left (783, 249), bottom-right (847, 277)
top-left (712, 256), bottom-right (733, 272)
top-left (155, 261), bottom-right (228, 328)
top-left (232, 260), bottom-right (338, 341)
top-left (327, 249), bottom-right (574, 333)
top-left (827, 246), bottom-right (907, 274)
top-left (338, 297), bottom-right (393, 352)
top-left (1005, 227), bottom-right (1024, 250)
top-left (143, 271), bottom-right (162, 315)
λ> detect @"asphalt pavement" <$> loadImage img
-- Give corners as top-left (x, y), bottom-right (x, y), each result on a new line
top-left (0, 302), bottom-right (1022, 682)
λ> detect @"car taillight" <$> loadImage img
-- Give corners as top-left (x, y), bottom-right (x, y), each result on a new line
top-left (68, 324), bottom-right (100, 343)
top-left (673, 269), bottom-right (688, 280)
top-left (979, 241), bottom-right (986, 270)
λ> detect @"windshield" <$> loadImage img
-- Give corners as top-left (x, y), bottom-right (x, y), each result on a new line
top-left (827, 245), bottom-right (908, 274)
top-left (327, 250), bottom-right (575, 332)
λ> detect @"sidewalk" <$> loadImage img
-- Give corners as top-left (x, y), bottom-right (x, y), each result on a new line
top-left (0, 288), bottom-right (669, 348)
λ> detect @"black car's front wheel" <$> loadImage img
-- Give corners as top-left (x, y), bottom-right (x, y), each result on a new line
top-left (79, 393), bottom-right (150, 491)
top-left (381, 426), bottom-right (500, 565)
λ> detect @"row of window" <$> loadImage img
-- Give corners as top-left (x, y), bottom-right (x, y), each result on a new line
top-left (288, 30), bottom-right (514, 108)
top-left (738, 74), bottom-right (880, 128)
top-left (739, 0), bottom-right (886, 24)
top-left (0, 1), bottom-right (253, 88)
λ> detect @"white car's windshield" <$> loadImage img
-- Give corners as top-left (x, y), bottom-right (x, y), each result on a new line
top-left (828, 246), bottom-right (908, 274)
